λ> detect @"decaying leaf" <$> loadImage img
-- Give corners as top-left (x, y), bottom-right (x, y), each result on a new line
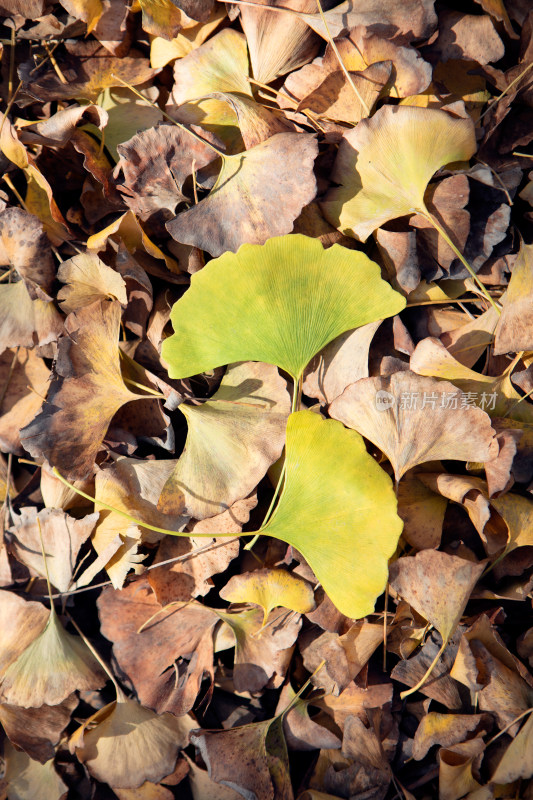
top-left (0, 347), bottom-right (50, 454)
top-left (162, 234), bottom-right (405, 381)
top-left (329, 371), bottom-right (498, 481)
top-left (0, 694), bottom-right (78, 764)
top-left (71, 692), bottom-right (192, 789)
top-left (166, 133), bottom-right (318, 256)
top-left (493, 242), bottom-right (533, 354)
top-left (20, 300), bottom-right (152, 480)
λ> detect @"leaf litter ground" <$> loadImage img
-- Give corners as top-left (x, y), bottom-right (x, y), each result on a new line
top-left (1, 1), bottom-right (533, 799)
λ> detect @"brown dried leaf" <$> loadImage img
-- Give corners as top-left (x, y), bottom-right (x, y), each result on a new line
top-left (148, 495), bottom-right (253, 604)
top-left (166, 133), bottom-right (318, 257)
top-left (57, 251), bottom-right (128, 314)
top-left (389, 551), bottom-right (485, 643)
top-left (0, 348), bottom-right (50, 454)
top-left (412, 712), bottom-right (492, 760)
top-left (217, 606), bottom-right (302, 693)
top-left (114, 124), bottom-right (219, 228)
top-left (494, 243), bottom-right (533, 354)
top-left (0, 694), bottom-right (78, 764)
top-left (8, 507), bottom-right (99, 592)
top-left (329, 371), bottom-right (498, 481)
top-left (71, 695), bottom-right (192, 789)
top-left (20, 300), bottom-right (148, 480)
top-left (97, 580), bottom-right (219, 715)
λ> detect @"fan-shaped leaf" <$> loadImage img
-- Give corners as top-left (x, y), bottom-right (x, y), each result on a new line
top-left (162, 235), bottom-right (405, 381)
top-left (321, 105), bottom-right (476, 241)
top-left (257, 410), bottom-right (403, 619)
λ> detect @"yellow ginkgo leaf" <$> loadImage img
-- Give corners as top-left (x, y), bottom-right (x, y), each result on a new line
top-left (321, 104), bottom-right (476, 242)
top-left (220, 567), bottom-right (316, 624)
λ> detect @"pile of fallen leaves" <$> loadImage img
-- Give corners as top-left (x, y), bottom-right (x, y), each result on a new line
top-left (1, 0), bottom-right (533, 798)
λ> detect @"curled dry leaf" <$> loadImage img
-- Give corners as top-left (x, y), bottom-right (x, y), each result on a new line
top-left (19, 103), bottom-right (108, 148)
top-left (57, 251), bottom-right (128, 314)
top-left (329, 371), bottom-right (498, 481)
top-left (158, 361), bottom-right (290, 519)
top-left (239, 0), bottom-right (321, 85)
top-left (220, 567), bottom-right (316, 625)
top-left (162, 234), bottom-right (405, 381)
top-left (493, 242), bottom-right (533, 354)
top-left (389, 550), bottom-right (485, 646)
top-left (8, 507), bottom-right (99, 592)
top-left (114, 123), bottom-right (219, 229)
top-left (0, 607), bottom-right (107, 707)
top-left (3, 740), bottom-right (68, 800)
top-left (166, 133), bottom-right (318, 257)
top-left (390, 629), bottom-right (464, 708)
top-left (71, 694), bottom-right (192, 789)
top-left (302, 320), bottom-right (382, 405)
top-left (92, 456), bottom-right (188, 589)
top-left (0, 694), bottom-right (78, 764)
top-left (0, 348), bottom-right (50, 454)
top-left (321, 105), bottom-right (476, 241)
top-left (20, 300), bottom-right (151, 480)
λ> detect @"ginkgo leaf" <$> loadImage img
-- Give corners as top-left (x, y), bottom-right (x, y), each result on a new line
top-left (169, 27), bottom-right (252, 149)
top-left (329, 371), bottom-right (498, 481)
top-left (0, 347), bottom-right (50, 454)
top-left (321, 105), bottom-right (476, 241)
top-left (493, 243), bottom-right (533, 354)
top-left (166, 133), bottom-right (318, 256)
top-left (4, 740), bottom-right (68, 800)
top-left (256, 410), bottom-right (403, 619)
top-left (220, 568), bottom-right (316, 625)
top-left (158, 361), bottom-right (290, 519)
top-left (215, 605), bottom-right (301, 692)
top-left (389, 550), bottom-right (485, 644)
top-left (92, 456), bottom-right (188, 589)
top-left (239, 0), bottom-right (321, 85)
top-left (8, 507), bottom-right (99, 593)
top-left (70, 694), bottom-right (192, 789)
top-left (57, 251), bottom-right (127, 314)
top-left (20, 300), bottom-right (151, 480)
top-left (410, 337), bottom-right (533, 423)
top-left (491, 711), bottom-right (533, 783)
top-left (162, 234), bottom-right (405, 381)
top-left (0, 608), bottom-right (107, 707)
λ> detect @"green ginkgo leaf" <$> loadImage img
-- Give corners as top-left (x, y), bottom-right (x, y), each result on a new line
top-left (161, 234), bottom-right (405, 381)
top-left (321, 105), bottom-right (477, 241)
top-left (256, 410), bottom-right (403, 619)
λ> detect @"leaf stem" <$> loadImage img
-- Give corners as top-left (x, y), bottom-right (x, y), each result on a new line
top-left (51, 467), bottom-right (238, 539)
top-left (314, 0), bottom-right (370, 116)
top-left (400, 636), bottom-right (448, 700)
top-left (420, 208), bottom-right (501, 314)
